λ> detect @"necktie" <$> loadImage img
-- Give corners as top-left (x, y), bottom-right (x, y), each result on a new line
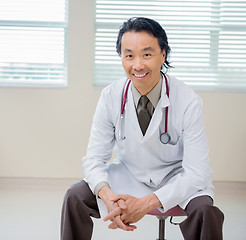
top-left (137, 95), bottom-right (151, 135)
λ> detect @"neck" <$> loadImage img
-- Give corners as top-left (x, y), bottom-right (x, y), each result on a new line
top-left (136, 79), bottom-right (160, 96)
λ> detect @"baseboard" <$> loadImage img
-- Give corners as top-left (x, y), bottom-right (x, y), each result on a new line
top-left (0, 177), bottom-right (246, 193)
top-left (0, 177), bottom-right (80, 191)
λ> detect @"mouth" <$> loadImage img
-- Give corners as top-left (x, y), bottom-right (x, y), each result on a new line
top-left (132, 73), bottom-right (148, 78)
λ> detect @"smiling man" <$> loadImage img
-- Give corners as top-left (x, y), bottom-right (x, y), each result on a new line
top-left (120, 31), bottom-right (165, 95)
top-left (60, 17), bottom-right (224, 240)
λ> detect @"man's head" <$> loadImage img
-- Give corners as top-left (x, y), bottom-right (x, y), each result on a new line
top-left (116, 17), bottom-right (171, 69)
top-left (116, 17), bottom-right (171, 95)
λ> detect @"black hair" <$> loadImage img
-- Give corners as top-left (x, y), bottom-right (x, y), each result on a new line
top-left (116, 17), bottom-right (172, 69)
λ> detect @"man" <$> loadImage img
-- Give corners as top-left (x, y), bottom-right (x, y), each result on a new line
top-left (61, 17), bottom-right (224, 240)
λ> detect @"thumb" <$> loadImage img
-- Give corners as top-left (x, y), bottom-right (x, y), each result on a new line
top-left (117, 199), bottom-right (127, 209)
top-left (111, 194), bottom-right (127, 203)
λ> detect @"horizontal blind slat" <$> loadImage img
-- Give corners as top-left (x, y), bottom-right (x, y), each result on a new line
top-left (0, 0), bottom-right (68, 87)
top-left (94, 0), bottom-right (246, 91)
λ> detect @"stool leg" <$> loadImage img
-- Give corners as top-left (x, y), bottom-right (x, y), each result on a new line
top-left (156, 218), bottom-right (167, 240)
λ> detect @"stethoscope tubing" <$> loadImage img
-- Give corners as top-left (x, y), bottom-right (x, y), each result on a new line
top-left (121, 79), bottom-right (131, 115)
top-left (164, 74), bottom-right (169, 135)
top-left (120, 72), bottom-right (170, 144)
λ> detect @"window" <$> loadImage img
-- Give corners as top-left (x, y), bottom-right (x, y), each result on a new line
top-left (94, 0), bottom-right (246, 91)
top-left (0, 0), bottom-right (68, 88)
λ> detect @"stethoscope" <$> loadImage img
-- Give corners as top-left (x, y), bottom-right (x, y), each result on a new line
top-left (119, 72), bottom-right (171, 144)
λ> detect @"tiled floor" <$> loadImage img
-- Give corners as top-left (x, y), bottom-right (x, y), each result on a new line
top-left (0, 178), bottom-right (245, 240)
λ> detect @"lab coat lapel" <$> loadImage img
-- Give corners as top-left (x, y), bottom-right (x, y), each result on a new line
top-left (124, 84), bottom-right (143, 142)
top-left (143, 81), bottom-right (170, 141)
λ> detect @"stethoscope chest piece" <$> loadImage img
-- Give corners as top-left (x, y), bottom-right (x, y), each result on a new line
top-left (160, 132), bottom-right (171, 144)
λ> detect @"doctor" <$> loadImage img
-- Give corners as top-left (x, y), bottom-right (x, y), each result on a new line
top-left (61, 17), bottom-right (224, 240)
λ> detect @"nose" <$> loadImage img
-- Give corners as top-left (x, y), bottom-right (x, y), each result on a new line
top-left (133, 57), bottom-right (144, 71)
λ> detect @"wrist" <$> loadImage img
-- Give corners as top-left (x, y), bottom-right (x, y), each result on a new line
top-left (98, 185), bottom-right (115, 203)
top-left (95, 182), bottom-right (110, 198)
top-left (144, 193), bottom-right (162, 213)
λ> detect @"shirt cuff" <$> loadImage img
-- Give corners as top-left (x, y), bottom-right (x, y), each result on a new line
top-left (94, 181), bottom-right (110, 198)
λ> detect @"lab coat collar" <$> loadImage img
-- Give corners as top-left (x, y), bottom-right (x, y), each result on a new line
top-left (157, 73), bottom-right (170, 110)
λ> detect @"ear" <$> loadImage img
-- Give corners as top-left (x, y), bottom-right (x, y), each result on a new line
top-left (162, 50), bottom-right (166, 64)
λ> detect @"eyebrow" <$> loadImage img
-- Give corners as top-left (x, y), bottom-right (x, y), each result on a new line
top-left (143, 47), bottom-right (154, 52)
top-left (123, 47), bottom-right (154, 53)
top-left (123, 48), bottom-right (132, 53)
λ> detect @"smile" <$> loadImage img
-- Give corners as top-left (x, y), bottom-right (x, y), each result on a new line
top-left (133, 73), bottom-right (148, 78)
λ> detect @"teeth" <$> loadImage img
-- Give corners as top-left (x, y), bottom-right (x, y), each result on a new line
top-left (134, 73), bottom-right (146, 77)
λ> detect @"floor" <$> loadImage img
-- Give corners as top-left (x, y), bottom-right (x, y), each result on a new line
top-left (0, 178), bottom-right (245, 240)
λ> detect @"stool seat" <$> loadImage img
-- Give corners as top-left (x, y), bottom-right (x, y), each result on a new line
top-left (148, 205), bottom-right (186, 217)
top-left (147, 206), bottom-right (186, 240)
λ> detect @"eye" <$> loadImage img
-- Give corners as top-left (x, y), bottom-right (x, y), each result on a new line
top-left (144, 53), bottom-right (151, 58)
top-left (125, 54), bottom-right (132, 59)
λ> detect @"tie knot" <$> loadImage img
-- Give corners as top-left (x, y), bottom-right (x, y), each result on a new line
top-left (138, 95), bottom-right (149, 108)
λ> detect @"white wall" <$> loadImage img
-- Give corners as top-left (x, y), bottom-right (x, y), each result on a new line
top-left (0, 0), bottom-right (245, 182)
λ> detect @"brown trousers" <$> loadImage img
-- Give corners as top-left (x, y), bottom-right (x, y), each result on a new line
top-left (60, 180), bottom-right (224, 240)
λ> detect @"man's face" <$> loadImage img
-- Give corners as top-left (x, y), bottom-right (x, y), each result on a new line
top-left (120, 31), bottom-right (166, 95)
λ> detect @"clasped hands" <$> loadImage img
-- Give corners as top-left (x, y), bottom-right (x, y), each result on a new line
top-left (103, 193), bottom-right (159, 231)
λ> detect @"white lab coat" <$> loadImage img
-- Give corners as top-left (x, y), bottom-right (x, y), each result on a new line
top-left (82, 74), bottom-right (214, 218)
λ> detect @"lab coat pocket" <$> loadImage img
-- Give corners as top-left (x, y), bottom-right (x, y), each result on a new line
top-left (159, 136), bottom-right (183, 163)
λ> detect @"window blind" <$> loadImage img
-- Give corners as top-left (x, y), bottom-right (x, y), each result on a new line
top-left (0, 0), bottom-right (68, 87)
top-left (94, 0), bottom-right (246, 91)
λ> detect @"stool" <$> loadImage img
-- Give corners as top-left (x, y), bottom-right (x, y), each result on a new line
top-left (148, 206), bottom-right (186, 240)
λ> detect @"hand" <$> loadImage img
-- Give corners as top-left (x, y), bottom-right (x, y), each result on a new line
top-left (104, 193), bottom-right (162, 225)
top-left (106, 199), bottom-right (137, 231)
top-left (98, 186), bottom-right (136, 231)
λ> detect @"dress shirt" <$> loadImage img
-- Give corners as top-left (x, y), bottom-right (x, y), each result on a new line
top-left (131, 76), bottom-right (162, 115)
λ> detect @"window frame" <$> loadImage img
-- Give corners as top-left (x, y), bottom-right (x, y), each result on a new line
top-left (0, 0), bottom-right (69, 88)
top-left (93, 0), bottom-right (246, 92)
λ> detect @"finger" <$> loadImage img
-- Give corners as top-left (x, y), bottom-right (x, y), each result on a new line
top-left (123, 222), bottom-right (137, 230)
top-left (108, 221), bottom-right (118, 229)
top-left (115, 216), bottom-right (137, 231)
top-left (110, 223), bottom-right (136, 231)
top-left (111, 194), bottom-right (127, 202)
top-left (104, 207), bottom-right (122, 222)
top-left (108, 221), bottom-right (135, 231)
top-left (117, 199), bottom-right (127, 210)
top-left (112, 216), bottom-right (137, 231)
top-left (113, 216), bottom-right (127, 230)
